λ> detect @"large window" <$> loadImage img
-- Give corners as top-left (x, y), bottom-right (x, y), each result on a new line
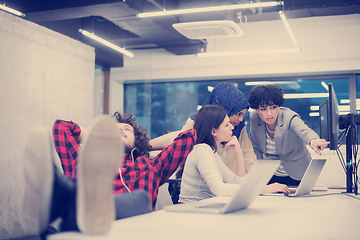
top-left (124, 76), bottom-right (355, 139)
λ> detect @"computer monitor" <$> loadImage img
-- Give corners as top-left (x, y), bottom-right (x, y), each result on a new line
top-left (319, 100), bottom-right (329, 140)
top-left (319, 83), bottom-right (339, 150)
top-left (319, 83), bottom-right (358, 193)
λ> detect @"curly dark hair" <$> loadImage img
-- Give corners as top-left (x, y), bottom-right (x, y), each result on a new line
top-left (247, 84), bottom-right (284, 109)
top-left (113, 111), bottom-right (151, 159)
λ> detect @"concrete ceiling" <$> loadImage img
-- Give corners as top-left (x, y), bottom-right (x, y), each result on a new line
top-left (3, 0), bottom-right (360, 67)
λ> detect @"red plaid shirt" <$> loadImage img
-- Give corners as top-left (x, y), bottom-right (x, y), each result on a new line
top-left (52, 120), bottom-right (81, 178)
top-left (52, 119), bottom-right (196, 208)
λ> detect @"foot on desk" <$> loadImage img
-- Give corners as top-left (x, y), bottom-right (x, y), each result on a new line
top-left (76, 115), bottom-right (124, 235)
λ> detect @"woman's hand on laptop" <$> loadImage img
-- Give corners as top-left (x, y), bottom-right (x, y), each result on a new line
top-left (261, 183), bottom-right (290, 194)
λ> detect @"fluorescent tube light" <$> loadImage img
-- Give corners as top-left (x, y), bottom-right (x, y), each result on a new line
top-left (245, 81), bottom-right (295, 86)
top-left (339, 105), bottom-right (350, 112)
top-left (79, 29), bottom-right (134, 58)
top-left (284, 93), bottom-right (328, 99)
top-left (321, 81), bottom-right (329, 91)
top-left (0, 4), bottom-right (25, 17)
top-left (311, 105), bottom-right (350, 111)
top-left (309, 112), bottom-right (319, 117)
top-left (279, 11), bottom-right (297, 46)
top-left (339, 111), bottom-right (350, 115)
top-left (197, 48), bottom-right (300, 57)
top-left (341, 99), bottom-right (360, 104)
top-left (311, 110), bottom-right (349, 116)
top-left (138, 1), bottom-right (283, 18)
top-left (310, 108), bottom-right (350, 117)
top-left (310, 106), bottom-right (319, 111)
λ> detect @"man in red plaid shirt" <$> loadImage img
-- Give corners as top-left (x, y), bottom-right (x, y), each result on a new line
top-left (53, 111), bottom-right (196, 209)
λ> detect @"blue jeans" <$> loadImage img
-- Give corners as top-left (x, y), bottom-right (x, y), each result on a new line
top-left (268, 175), bottom-right (301, 187)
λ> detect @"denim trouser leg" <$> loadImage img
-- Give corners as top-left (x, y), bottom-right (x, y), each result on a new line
top-left (115, 190), bottom-right (152, 220)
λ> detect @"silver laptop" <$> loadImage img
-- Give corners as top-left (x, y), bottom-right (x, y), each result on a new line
top-left (164, 160), bottom-right (280, 214)
top-left (285, 158), bottom-right (327, 197)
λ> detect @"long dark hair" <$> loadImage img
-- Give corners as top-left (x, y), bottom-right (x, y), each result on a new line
top-left (113, 111), bottom-right (151, 159)
top-left (176, 105), bottom-right (227, 179)
top-left (194, 105), bottom-right (227, 152)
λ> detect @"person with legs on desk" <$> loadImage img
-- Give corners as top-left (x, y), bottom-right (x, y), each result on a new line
top-left (53, 112), bottom-right (196, 209)
top-left (22, 113), bottom-right (197, 238)
top-left (247, 84), bottom-right (329, 187)
top-left (178, 105), bottom-right (290, 204)
top-left (23, 115), bottom-right (152, 238)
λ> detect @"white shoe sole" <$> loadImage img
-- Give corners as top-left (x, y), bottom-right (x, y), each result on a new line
top-left (76, 115), bottom-right (124, 235)
top-left (22, 126), bottom-right (54, 235)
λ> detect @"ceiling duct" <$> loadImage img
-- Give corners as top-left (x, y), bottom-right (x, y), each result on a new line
top-left (173, 20), bottom-right (243, 39)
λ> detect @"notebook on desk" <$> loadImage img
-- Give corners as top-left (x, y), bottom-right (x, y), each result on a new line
top-left (164, 160), bottom-right (280, 214)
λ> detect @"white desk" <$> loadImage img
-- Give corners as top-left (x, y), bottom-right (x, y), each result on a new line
top-left (49, 190), bottom-right (360, 240)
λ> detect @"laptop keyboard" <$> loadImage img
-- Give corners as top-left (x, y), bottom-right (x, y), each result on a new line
top-left (198, 203), bottom-right (226, 209)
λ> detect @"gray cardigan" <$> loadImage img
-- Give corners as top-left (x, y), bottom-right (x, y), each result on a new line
top-left (249, 107), bottom-right (319, 180)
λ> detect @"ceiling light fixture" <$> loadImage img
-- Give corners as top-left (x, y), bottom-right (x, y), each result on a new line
top-left (310, 105), bottom-right (351, 117)
top-left (0, 4), bottom-right (25, 17)
top-left (310, 111), bottom-right (350, 117)
top-left (310, 105), bottom-right (352, 112)
top-left (341, 99), bottom-right (360, 104)
top-left (245, 81), bottom-right (296, 86)
top-left (309, 112), bottom-right (319, 117)
top-left (138, 1), bottom-right (283, 18)
top-left (197, 47), bottom-right (301, 57)
top-left (339, 111), bottom-right (350, 115)
top-left (284, 93), bottom-right (328, 99)
top-left (173, 20), bottom-right (244, 39)
top-left (197, 10), bottom-right (300, 58)
top-left (79, 29), bottom-right (134, 58)
top-left (321, 81), bottom-right (329, 91)
top-left (339, 105), bottom-right (350, 111)
top-left (279, 11), bottom-right (298, 46)
top-left (310, 106), bottom-right (319, 111)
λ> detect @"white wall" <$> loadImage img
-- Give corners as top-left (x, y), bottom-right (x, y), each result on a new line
top-left (0, 12), bottom-right (95, 239)
top-left (94, 68), bottom-right (105, 116)
top-left (111, 14), bottom-right (360, 82)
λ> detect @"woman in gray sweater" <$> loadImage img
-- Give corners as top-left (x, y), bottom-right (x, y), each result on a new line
top-left (248, 84), bottom-right (329, 186)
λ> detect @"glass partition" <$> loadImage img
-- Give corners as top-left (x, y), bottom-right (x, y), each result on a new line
top-left (124, 76), bottom-right (353, 139)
